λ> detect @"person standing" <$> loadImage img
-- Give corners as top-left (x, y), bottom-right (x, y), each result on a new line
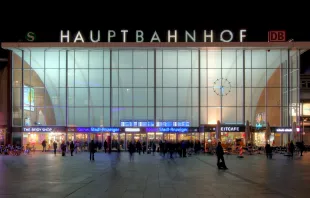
top-left (53, 141), bottom-right (57, 156)
top-left (89, 140), bottom-right (96, 161)
top-left (300, 141), bottom-right (305, 156)
top-left (103, 140), bottom-right (108, 153)
top-left (216, 142), bottom-right (228, 170)
top-left (129, 141), bottom-right (135, 162)
top-left (42, 140), bottom-right (47, 152)
top-left (70, 141), bottom-right (75, 156)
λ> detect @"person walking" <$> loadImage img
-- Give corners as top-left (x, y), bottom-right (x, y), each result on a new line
top-left (42, 139), bottom-right (47, 152)
top-left (61, 141), bottom-right (66, 157)
top-left (53, 141), bottom-right (57, 156)
top-left (216, 142), bottom-right (228, 170)
top-left (70, 141), bottom-right (75, 156)
top-left (89, 140), bottom-right (96, 161)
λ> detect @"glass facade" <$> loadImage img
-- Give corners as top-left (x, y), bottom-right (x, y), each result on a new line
top-left (11, 48), bottom-right (300, 128)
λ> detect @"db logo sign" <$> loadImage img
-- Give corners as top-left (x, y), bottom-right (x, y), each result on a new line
top-left (268, 31), bottom-right (286, 42)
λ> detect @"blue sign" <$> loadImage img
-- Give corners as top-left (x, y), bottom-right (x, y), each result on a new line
top-left (121, 120), bottom-right (190, 127)
top-left (158, 127), bottom-right (188, 133)
top-left (76, 127), bottom-right (120, 133)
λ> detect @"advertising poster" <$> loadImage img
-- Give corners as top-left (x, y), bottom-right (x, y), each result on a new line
top-left (24, 85), bottom-right (35, 111)
top-left (255, 112), bottom-right (266, 128)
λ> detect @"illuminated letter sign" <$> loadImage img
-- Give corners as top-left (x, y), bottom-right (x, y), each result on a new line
top-left (76, 127), bottom-right (120, 133)
top-left (23, 127), bottom-right (54, 132)
top-left (125, 128), bottom-right (140, 132)
top-left (220, 127), bottom-right (240, 132)
top-left (60, 29), bottom-right (247, 43)
top-left (276, 128), bottom-right (292, 132)
top-left (159, 127), bottom-right (188, 133)
top-left (146, 127), bottom-right (158, 132)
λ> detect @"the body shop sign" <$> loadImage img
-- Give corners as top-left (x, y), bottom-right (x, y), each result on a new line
top-left (23, 127), bottom-right (65, 132)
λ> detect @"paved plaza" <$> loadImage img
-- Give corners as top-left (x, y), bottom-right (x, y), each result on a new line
top-left (0, 151), bottom-right (309, 198)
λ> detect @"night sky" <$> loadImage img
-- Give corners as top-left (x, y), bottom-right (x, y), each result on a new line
top-left (1, 17), bottom-right (310, 73)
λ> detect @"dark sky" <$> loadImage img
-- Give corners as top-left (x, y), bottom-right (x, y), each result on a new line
top-left (1, 15), bottom-right (310, 72)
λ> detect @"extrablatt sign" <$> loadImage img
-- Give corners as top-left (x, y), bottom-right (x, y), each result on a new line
top-left (268, 31), bottom-right (286, 42)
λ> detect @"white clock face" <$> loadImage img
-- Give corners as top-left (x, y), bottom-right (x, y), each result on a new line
top-left (213, 78), bottom-right (231, 96)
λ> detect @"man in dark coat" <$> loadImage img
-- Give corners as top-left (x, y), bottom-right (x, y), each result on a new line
top-left (216, 142), bottom-right (228, 169)
top-left (89, 140), bottom-right (96, 161)
top-left (53, 141), bottom-right (57, 156)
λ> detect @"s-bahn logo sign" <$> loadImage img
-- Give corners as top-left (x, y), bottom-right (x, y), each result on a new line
top-left (60, 29), bottom-right (247, 43)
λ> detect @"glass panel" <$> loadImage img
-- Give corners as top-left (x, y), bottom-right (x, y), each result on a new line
top-left (89, 50), bottom-right (103, 68)
top-left (68, 69), bottom-right (74, 87)
top-left (222, 69), bottom-right (236, 88)
top-left (208, 69), bottom-right (221, 87)
top-left (90, 88), bottom-right (103, 106)
top-left (237, 107), bottom-right (243, 124)
top-left (119, 50), bottom-right (132, 68)
top-left (112, 88), bottom-right (118, 106)
top-left (12, 52), bottom-right (22, 68)
top-left (245, 69), bottom-right (252, 87)
top-left (236, 69), bottom-right (243, 87)
top-left (222, 107), bottom-right (237, 124)
top-left (156, 69), bottom-right (162, 87)
top-left (104, 69), bottom-right (110, 87)
top-left (192, 69), bottom-right (199, 87)
top-left (252, 50), bottom-right (266, 68)
top-left (104, 88), bottom-right (110, 106)
top-left (156, 107), bottom-right (163, 120)
top-left (192, 88), bottom-right (199, 106)
top-left (200, 107), bottom-right (207, 124)
top-left (67, 51), bottom-right (75, 69)
top-left (178, 107), bottom-right (191, 121)
top-left (148, 69), bottom-right (154, 87)
top-left (112, 70), bottom-right (118, 87)
top-left (13, 69), bottom-right (22, 87)
top-left (75, 69), bottom-right (88, 87)
top-left (245, 88), bottom-right (251, 106)
top-left (59, 88), bottom-right (66, 107)
top-left (119, 88), bottom-right (132, 107)
top-left (178, 50), bottom-right (191, 68)
top-left (200, 50), bottom-right (207, 69)
top-left (103, 50), bottom-right (110, 69)
top-left (59, 69), bottom-right (66, 87)
top-left (75, 51), bottom-right (88, 69)
top-left (208, 51), bottom-right (221, 69)
top-left (207, 107), bottom-right (221, 124)
top-left (119, 107), bottom-right (132, 120)
top-left (89, 69), bottom-right (104, 87)
top-left (222, 87), bottom-right (236, 107)
top-left (75, 88), bottom-right (89, 106)
top-left (31, 51), bottom-right (44, 68)
top-left (156, 88), bottom-right (162, 106)
top-left (133, 69), bottom-right (147, 87)
top-left (119, 69), bottom-right (132, 87)
top-left (236, 88), bottom-right (243, 107)
top-left (45, 51), bottom-right (59, 69)
top-left (178, 69), bottom-right (191, 87)
top-left (59, 51), bottom-right (66, 69)
top-left (103, 107), bottom-right (110, 126)
top-left (111, 50), bottom-right (118, 68)
top-left (133, 50), bottom-right (147, 68)
top-left (147, 50), bottom-right (154, 68)
top-left (163, 88), bottom-right (177, 106)
top-left (267, 50), bottom-right (281, 69)
top-left (148, 107), bottom-right (154, 120)
top-left (163, 50), bottom-right (177, 68)
top-left (200, 88), bottom-right (207, 106)
top-left (133, 108), bottom-right (147, 120)
top-left (163, 69), bottom-right (177, 87)
top-left (133, 88), bottom-right (147, 106)
top-left (208, 88), bottom-right (221, 106)
top-left (244, 50), bottom-right (251, 69)
top-left (178, 88), bottom-right (191, 106)
top-left (222, 50), bottom-right (236, 69)
top-left (68, 108), bottom-right (75, 125)
top-left (156, 50), bottom-right (163, 68)
top-left (236, 50), bottom-right (243, 68)
top-left (90, 107), bottom-right (103, 126)
top-left (192, 50), bottom-right (199, 69)
top-left (75, 108), bottom-right (89, 126)
top-left (45, 69), bottom-right (59, 88)
top-left (163, 107), bottom-right (177, 120)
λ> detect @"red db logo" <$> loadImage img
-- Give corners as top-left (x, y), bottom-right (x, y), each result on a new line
top-left (268, 31), bottom-right (286, 42)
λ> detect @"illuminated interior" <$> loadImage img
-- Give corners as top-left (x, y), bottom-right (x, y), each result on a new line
top-left (9, 48), bottom-right (299, 127)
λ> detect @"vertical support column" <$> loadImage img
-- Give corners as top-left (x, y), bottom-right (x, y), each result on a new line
top-left (297, 49), bottom-right (301, 141)
top-left (198, 50), bottom-right (201, 126)
top-left (154, 50), bottom-right (156, 125)
top-left (7, 51), bottom-right (12, 144)
top-left (176, 50), bottom-right (179, 121)
top-left (287, 49), bottom-right (291, 127)
top-left (88, 51), bottom-right (90, 127)
top-left (65, 50), bottom-right (68, 127)
top-left (242, 50), bottom-right (246, 124)
top-left (21, 50), bottom-right (24, 127)
top-left (220, 50), bottom-right (223, 123)
top-left (109, 50), bottom-right (112, 126)
top-left (265, 51), bottom-right (268, 127)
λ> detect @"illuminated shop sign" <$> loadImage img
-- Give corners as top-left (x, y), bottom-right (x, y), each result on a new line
top-left (60, 29), bottom-right (247, 43)
top-left (273, 128), bottom-right (300, 133)
top-left (75, 127), bottom-right (120, 133)
top-left (125, 128), bottom-right (140, 132)
top-left (202, 125), bottom-right (245, 132)
top-left (159, 127), bottom-right (188, 133)
top-left (22, 127), bottom-right (64, 132)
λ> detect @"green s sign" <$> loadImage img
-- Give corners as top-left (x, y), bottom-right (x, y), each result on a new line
top-left (25, 32), bottom-right (36, 42)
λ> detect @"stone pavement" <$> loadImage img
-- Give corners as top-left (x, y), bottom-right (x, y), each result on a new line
top-left (0, 151), bottom-right (309, 198)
